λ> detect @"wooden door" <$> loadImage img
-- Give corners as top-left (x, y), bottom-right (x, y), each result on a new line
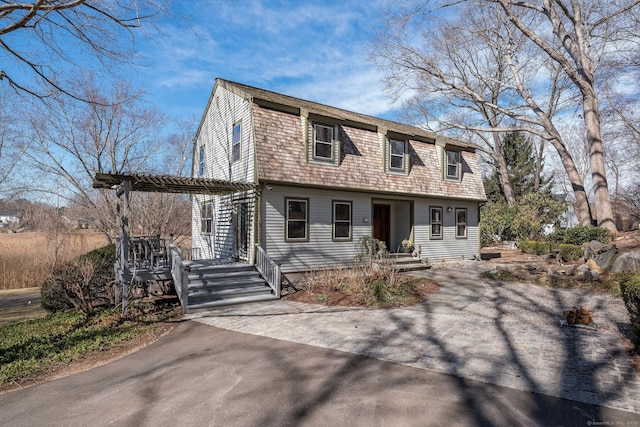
top-left (372, 204), bottom-right (391, 250)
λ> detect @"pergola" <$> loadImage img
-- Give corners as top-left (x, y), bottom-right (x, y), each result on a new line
top-left (92, 172), bottom-right (258, 311)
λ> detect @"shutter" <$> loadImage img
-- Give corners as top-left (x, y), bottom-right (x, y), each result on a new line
top-left (404, 141), bottom-right (409, 175)
top-left (333, 125), bottom-right (340, 166)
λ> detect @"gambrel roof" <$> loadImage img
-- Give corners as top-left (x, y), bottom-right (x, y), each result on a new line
top-left (197, 79), bottom-right (486, 201)
top-left (214, 79), bottom-right (478, 151)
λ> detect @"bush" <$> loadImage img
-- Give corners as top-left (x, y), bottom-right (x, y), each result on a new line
top-left (620, 272), bottom-right (640, 342)
top-left (480, 193), bottom-right (567, 244)
top-left (559, 244), bottom-right (582, 262)
top-left (41, 244), bottom-right (116, 314)
top-left (519, 240), bottom-right (554, 255)
top-left (551, 225), bottom-right (613, 245)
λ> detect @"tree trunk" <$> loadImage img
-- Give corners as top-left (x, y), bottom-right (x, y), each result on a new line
top-left (584, 94), bottom-right (617, 232)
top-left (493, 132), bottom-right (516, 204)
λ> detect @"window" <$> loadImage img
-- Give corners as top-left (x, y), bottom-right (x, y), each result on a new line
top-left (286, 198), bottom-right (308, 241)
top-left (389, 139), bottom-right (406, 171)
top-left (430, 207), bottom-right (443, 239)
top-left (232, 122), bottom-right (241, 162)
top-left (445, 150), bottom-right (461, 180)
top-left (313, 124), bottom-right (334, 160)
top-left (456, 208), bottom-right (467, 238)
top-left (332, 201), bottom-right (352, 241)
top-left (200, 201), bottom-right (213, 234)
top-left (198, 146), bottom-right (205, 176)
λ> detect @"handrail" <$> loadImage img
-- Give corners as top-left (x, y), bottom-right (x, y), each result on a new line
top-left (169, 244), bottom-right (189, 314)
top-left (255, 244), bottom-right (281, 298)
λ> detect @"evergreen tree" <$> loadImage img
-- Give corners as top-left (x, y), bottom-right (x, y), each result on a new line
top-left (484, 131), bottom-right (552, 202)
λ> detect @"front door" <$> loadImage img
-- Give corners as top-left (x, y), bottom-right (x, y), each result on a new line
top-left (372, 204), bottom-right (391, 250)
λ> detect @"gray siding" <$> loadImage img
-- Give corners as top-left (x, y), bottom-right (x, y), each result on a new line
top-left (262, 185), bottom-right (481, 273)
top-left (192, 84), bottom-right (256, 260)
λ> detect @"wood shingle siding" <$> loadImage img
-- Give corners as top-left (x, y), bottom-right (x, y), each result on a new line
top-left (252, 105), bottom-right (485, 200)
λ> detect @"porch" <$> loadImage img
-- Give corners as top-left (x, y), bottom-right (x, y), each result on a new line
top-left (94, 173), bottom-right (282, 314)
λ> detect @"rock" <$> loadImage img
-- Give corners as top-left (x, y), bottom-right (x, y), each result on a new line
top-left (582, 240), bottom-right (616, 260)
top-left (585, 259), bottom-right (604, 274)
top-left (595, 249), bottom-right (618, 271)
top-left (611, 251), bottom-right (640, 273)
top-left (583, 270), bottom-right (601, 282)
top-left (577, 264), bottom-right (589, 274)
top-left (565, 264), bottom-right (579, 276)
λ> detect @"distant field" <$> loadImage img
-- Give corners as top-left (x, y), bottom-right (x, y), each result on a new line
top-left (0, 231), bottom-right (109, 290)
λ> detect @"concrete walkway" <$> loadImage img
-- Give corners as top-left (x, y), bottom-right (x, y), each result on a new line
top-left (189, 264), bottom-right (640, 415)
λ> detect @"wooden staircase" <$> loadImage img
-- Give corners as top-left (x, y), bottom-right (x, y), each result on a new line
top-left (390, 253), bottom-right (431, 272)
top-left (183, 260), bottom-right (278, 312)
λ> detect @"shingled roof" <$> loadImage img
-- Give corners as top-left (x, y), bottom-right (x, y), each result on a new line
top-left (214, 79), bottom-right (478, 151)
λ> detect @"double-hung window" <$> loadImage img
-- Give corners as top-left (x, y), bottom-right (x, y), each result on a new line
top-left (286, 198), bottom-right (308, 241)
top-left (430, 207), bottom-right (443, 239)
top-left (389, 139), bottom-right (406, 171)
top-left (332, 201), bottom-right (352, 241)
top-left (445, 150), bottom-right (461, 180)
top-left (313, 124), bottom-right (334, 161)
top-left (200, 201), bottom-right (213, 234)
top-left (456, 208), bottom-right (467, 238)
top-left (198, 146), bottom-right (205, 176)
top-left (232, 122), bottom-right (241, 162)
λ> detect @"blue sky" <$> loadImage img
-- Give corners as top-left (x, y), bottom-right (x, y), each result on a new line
top-left (129, 0), bottom-right (398, 124)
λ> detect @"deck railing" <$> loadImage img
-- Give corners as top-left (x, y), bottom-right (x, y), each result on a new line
top-left (169, 243), bottom-right (189, 314)
top-left (180, 247), bottom-right (202, 261)
top-left (255, 244), bottom-right (281, 298)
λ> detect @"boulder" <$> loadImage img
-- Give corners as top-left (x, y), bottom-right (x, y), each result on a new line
top-left (582, 240), bottom-right (616, 260)
top-left (595, 249), bottom-right (618, 271)
top-left (611, 251), bottom-right (640, 273)
top-left (585, 259), bottom-right (604, 274)
top-left (583, 270), bottom-right (601, 282)
top-left (564, 264), bottom-right (579, 276)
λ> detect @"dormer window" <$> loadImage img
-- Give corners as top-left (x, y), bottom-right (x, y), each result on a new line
top-left (445, 149), bottom-right (461, 180)
top-left (314, 124), bottom-right (334, 160)
top-left (389, 139), bottom-right (406, 170)
top-left (385, 137), bottom-right (409, 175)
top-left (306, 117), bottom-right (340, 166)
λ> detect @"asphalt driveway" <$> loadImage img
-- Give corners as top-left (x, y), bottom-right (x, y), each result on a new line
top-left (1, 320), bottom-right (638, 426)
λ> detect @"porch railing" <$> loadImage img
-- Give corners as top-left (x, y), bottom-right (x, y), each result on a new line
top-left (169, 243), bottom-right (189, 314)
top-left (255, 244), bottom-right (281, 298)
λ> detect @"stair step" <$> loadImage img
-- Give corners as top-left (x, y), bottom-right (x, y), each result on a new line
top-left (188, 276), bottom-right (266, 290)
top-left (187, 293), bottom-right (279, 312)
top-left (189, 284), bottom-right (272, 301)
top-left (396, 263), bottom-right (431, 272)
top-left (188, 269), bottom-right (260, 281)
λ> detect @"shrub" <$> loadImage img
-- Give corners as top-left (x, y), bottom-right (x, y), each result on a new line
top-left (480, 193), bottom-right (567, 244)
top-left (620, 272), bottom-right (640, 342)
top-left (559, 244), bottom-right (582, 262)
top-left (551, 225), bottom-right (613, 245)
top-left (519, 240), bottom-right (554, 255)
top-left (41, 244), bottom-right (116, 314)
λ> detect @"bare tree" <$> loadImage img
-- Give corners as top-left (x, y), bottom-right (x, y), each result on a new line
top-left (374, 2), bottom-right (594, 223)
top-left (23, 77), bottom-right (166, 241)
top-left (0, 0), bottom-right (168, 101)
top-left (0, 87), bottom-right (26, 188)
top-left (485, 0), bottom-right (640, 231)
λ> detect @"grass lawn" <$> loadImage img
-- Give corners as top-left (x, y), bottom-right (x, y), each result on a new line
top-left (0, 300), bottom-right (180, 392)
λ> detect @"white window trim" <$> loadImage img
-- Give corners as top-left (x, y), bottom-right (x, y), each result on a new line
top-left (455, 208), bottom-right (468, 239)
top-left (332, 200), bottom-right (352, 241)
top-left (430, 206), bottom-right (443, 240)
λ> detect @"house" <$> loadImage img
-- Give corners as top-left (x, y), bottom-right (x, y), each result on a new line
top-left (0, 211), bottom-right (19, 227)
top-left (192, 79), bottom-right (487, 274)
